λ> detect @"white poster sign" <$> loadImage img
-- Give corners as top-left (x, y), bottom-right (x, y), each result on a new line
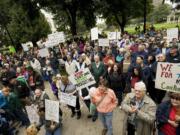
top-left (167, 28), bottom-right (178, 42)
top-left (68, 68), bottom-right (96, 90)
top-left (38, 48), bottom-right (49, 57)
top-left (91, 27), bottom-right (98, 40)
top-left (98, 39), bottom-right (109, 47)
top-left (21, 41), bottom-right (33, 51)
top-left (25, 105), bottom-right (40, 124)
top-left (59, 92), bottom-right (77, 107)
top-left (37, 40), bottom-right (45, 48)
top-left (45, 32), bottom-right (66, 47)
top-left (155, 62), bottom-right (180, 93)
top-left (45, 100), bottom-right (59, 123)
top-left (108, 32), bottom-right (121, 40)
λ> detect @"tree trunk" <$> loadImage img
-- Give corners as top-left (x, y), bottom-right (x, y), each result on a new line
top-left (70, 11), bottom-right (77, 36)
top-left (66, 6), bottom-right (77, 37)
top-left (114, 13), bottom-right (126, 34)
top-left (143, 0), bottom-right (147, 33)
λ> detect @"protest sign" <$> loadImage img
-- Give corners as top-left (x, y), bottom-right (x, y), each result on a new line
top-left (45, 99), bottom-right (59, 123)
top-left (36, 40), bottom-right (45, 48)
top-left (21, 41), bottom-right (33, 51)
top-left (167, 28), bottom-right (178, 42)
top-left (68, 68), bottom-right (96, 90)
top-left (38, 48), bottom-right (49, 57)
top-left (59, 92), bottom-right (77, 107)
top-left (45, 32), bottom-right (65, 47)
top-left (91, 27), bottom-right (98, 40)
top-left (155, 62), bottom-right (180, 93)
top-left (25, 105), bottom-right (40, 124)
top-left (108, 32), bottom-right (121, 40)
top-left (98, 38), bottom-right (109, 47)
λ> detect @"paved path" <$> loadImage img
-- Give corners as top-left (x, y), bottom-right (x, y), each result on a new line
top-left (18, 82), bottom-right (126, 135)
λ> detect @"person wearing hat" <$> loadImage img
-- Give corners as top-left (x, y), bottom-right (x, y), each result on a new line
top-left (121, 81), bottom-right (156, 135)
top-left (156, 92), bottom-right (180, 135)
top-left (166, 45), bottom-right (180, 63)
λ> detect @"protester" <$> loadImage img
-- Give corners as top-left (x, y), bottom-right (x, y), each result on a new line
top-left (156, 92), bottom-right (180, 135)
top-left (59, 76), bottom-right (81, 119)
top-left (92, 79), bottom-right (117, 135)
top-left (107, 64), bottom-right (124, 105)
top-left (121, 81), bottom-right (156, 135)
top-left (90, 55), bottom-right (107, 86)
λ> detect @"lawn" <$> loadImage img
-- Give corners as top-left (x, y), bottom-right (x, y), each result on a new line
top-left (125, 22), bottom-right (180, 34)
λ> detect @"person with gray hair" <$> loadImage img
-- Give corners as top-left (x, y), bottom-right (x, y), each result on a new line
top-left (121, 81), bottom-right (156, 135)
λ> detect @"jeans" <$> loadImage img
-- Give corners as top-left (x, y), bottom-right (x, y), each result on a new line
top-left (98, 112), bottom-right (113, 135)
top-left (46, 127), bottom-right (61, 135)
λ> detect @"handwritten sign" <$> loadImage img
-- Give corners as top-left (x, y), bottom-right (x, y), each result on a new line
top-left (38, 48), bottom-right (49, 57)
top-left (68, 68), bottom-right (96, 90)
top-left (59, 92), bottom-right (77, 107)
top-left (167, 28), bottom-right (178, 42)
top-left (98, 39), bottom-right (109, 47)
top-left (25, 105), bottom-right (40, 124)
top-left (155, 62), bottom-right (180, 93)
top-left (45, 99), bottom-right (59, 123)
top-left (91, 27), bottom-right (98, 40)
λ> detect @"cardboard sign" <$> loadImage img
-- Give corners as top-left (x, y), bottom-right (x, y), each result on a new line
top-left (68, 68), bottom-right (96, 90)
top-left (45, 100), bottom-right (59, 123)
top-left (167, 28), bottom-right (178, 42)
top-left (59, 92), bottom-right (77, 107)
top-left (38, 48), bottom-right (49, 57)
top-left (21, 41), bottom-right (33, 51)
top-left (91, 27), bottom-right (98, 40)
top-left (98, 39), bottom-right (109, 47)
top-left (155, 62), bottom-right (180, 93)
top-left (25, 105), bottom-right (40, 124)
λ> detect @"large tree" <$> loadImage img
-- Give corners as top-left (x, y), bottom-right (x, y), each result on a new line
top-left (0, 0), bottom-right (51, 48)
top-left (37, 0), bottom-right (96, 36)
top-left (96, 0), bottom-right (153, 33)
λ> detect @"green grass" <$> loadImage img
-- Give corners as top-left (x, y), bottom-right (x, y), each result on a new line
top-left (125, 22), bottom-right (180, 34)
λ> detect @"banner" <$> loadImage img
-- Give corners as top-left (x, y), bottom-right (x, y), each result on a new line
top-left (21, 41), bottom-right (33, 51)
top-left (59, 92), bottom-right (77, 107)
top-left (68, 68), bottom-right (96, 90)
top-left (167, 28), bottom-right (178, 42)
top-left (38, 48), bottom-right (49, 57)
top-left (98, 39), bottom-right (109, 47)
top-left (25, 104), bottom-right (40, 124)
top-left (155, 62), bottom-right (180, 93)
top-left (45, 99), bottom-right (59, 123)
top-left (91, 27), bottom-right (98, 40)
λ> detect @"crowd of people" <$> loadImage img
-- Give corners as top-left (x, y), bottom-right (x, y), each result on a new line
top-left (0, 28), bottom-right (180, 135)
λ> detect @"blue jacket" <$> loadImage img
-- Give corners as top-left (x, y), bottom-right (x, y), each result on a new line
top-left (156, 100), bottom-right (180, 134)
top-left (0, 92), bottom-right (8, 109)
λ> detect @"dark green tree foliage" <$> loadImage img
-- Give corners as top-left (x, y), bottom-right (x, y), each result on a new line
top-left (0, 0), bottom-right (51, 48)
top-left (96, 0), bottom-right (153, 33)
top-left (148, 4), bottom-right (171, 23)
top-left (37, 0), bottom-right (96, 36)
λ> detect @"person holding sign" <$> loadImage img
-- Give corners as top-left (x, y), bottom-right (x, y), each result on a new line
top-left (156, 92), bottom-right (180, 135)
top-left (59, 76), bottom-right (81, 119)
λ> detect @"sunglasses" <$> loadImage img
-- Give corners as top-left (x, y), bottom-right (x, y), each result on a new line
top-left (170, 96), bottom-right (180, 101)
